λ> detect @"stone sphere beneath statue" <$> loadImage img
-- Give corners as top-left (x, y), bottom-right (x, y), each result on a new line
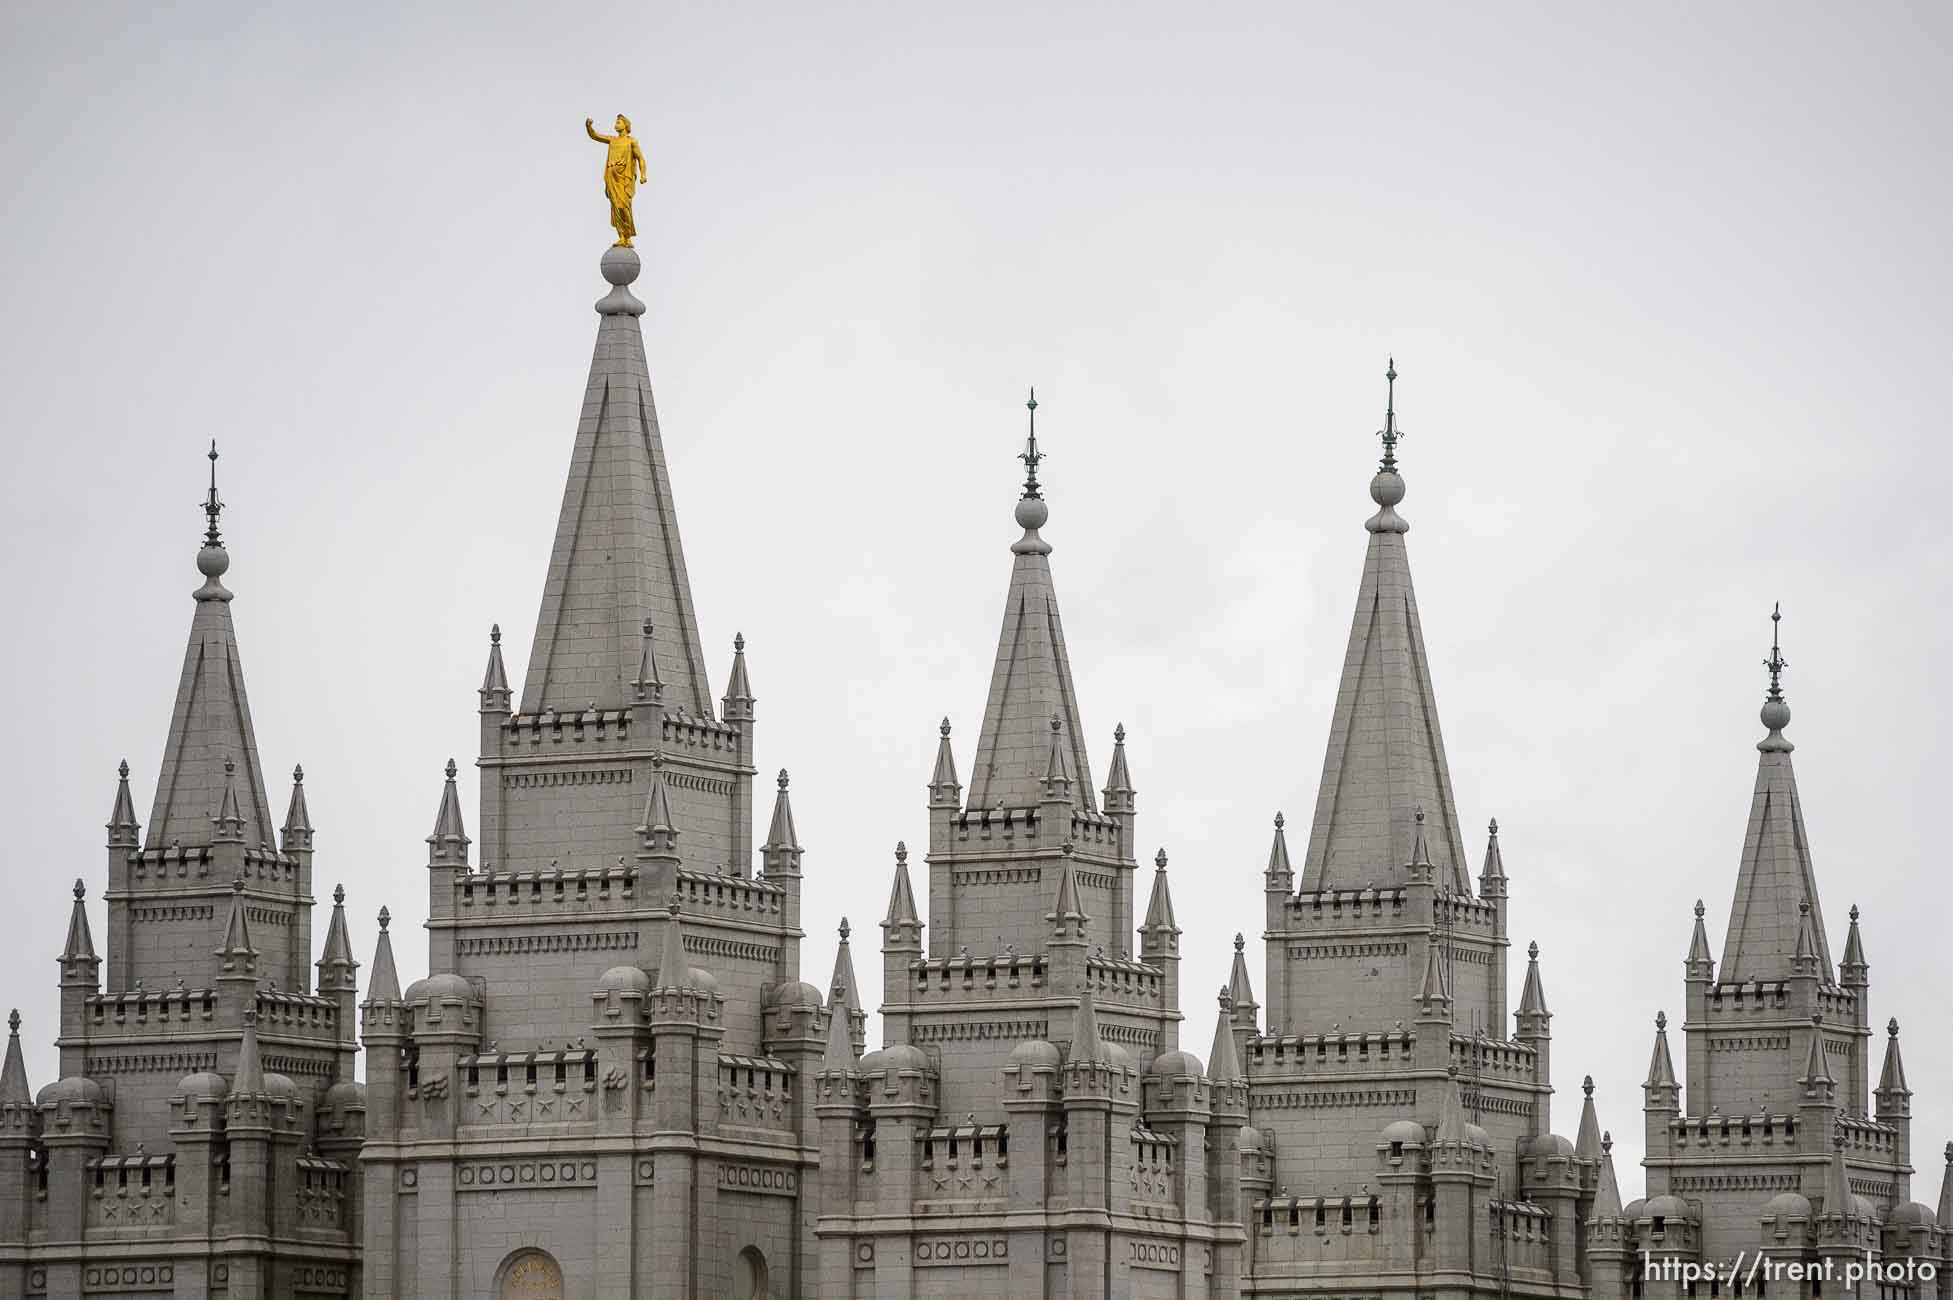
top-left (600, 246), bottom-right (641, 286)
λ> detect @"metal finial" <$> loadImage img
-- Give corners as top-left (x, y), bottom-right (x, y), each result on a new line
top-left (838, 917), bottom-right (851, 942)
top-left (332, 883), bottom-right (345, 905)
top-left (202, 441), bottom-right (225, 546)
top-left (1019, 387), bottom-right (1045, 499)
top-left (490, 623), bottom-right (502, 644)
top-left (1528, 940), bottom-right (1539, 961)
top-left (1378, 358), bottom-right (1404, 472)
top-left (1765, 602), bottom-right (1787, 701)
top-left (6, 1010), bottom-right (17, 1036)
top-left (73, 878), bottom-right (85, 900)
top-left (445, 758), bottom-right (458, 781)
top-left (1234, 932), bottom-right (1245, 953)
top-left (377, 906), bottom-right (391, 931)
top-left (1154, 847), bottom-right (1168, 870)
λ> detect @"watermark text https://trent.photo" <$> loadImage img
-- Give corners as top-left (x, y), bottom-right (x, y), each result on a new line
top-left (1643, 1252), bottom-right (1939, 1288)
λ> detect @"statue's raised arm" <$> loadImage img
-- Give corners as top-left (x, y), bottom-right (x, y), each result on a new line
top-left (588, 113), bottom-right (643, 247)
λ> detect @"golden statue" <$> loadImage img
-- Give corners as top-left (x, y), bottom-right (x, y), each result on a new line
top-left (585, 114), bottom-right (648, 247)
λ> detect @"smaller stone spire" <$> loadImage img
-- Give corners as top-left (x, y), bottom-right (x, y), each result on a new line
top-left (1142, 849), bottom-right (1179, 934)
top-left (1227, 933), bottom-right (1258, 1022)
top-left (1, 1010), bottom-right (31, 1106)
top-left (1839, 903), bottom-right (1867, 984)
top-left (1068, 986), bottom-right (1111, 1066)
top-left (365, 907), bottom-right (401, 1003)
top-left (1046, 844), bottom-right (1088, 943)
top-left (1938, 1142), bottom-right (1952, 1226)
top-left (1685, 899), bottom-right (1715, 980)
top-left (627, 618), bottom-right (663, 708)
top-left (1209, 986), bottom-right (1245, 1084)
top-left (106, 759), bottom-right (141, 848)
top-left (1435, 1065), bottom-right (1469, 1144)
top-left (654, 902), bottom-right (691, 994)
top-left (1759, 602), bottom-right (1794, 753)
top-left (234, 1008), bottom-right (265, 1095)
top-left (1575, 1075), bottom-right (1602, 1161)
top-left (1101, 723), bottom-right (1135, 816)
top-left (880, 842), bottom-right (922, 950)
top-left (317, 883), bottom-right (358, 992)
top-left (1791, 899), bottom-right (1823, 978)
top-left (1643, 1011), bottom-right (1679, 1106)
top-left (212, 756), bottom-right (246, 843)
top-left (928, 718), bottom-right (962, 809)
top-left (1516, 940), bottom-right (1550, 1027)
top-left (1406, 805), bottom-right (1434, 882)
top-left (1799, 1014), bottom-right (1836, 1101)
top-left (479, 624), bottom-right (512, 713)
top-left (1478, 818), bottom-right (1506, 895)
top-left (1594, 1132), bottom-right (1624, 1218)
top-left (828, 917), bottom-right (863, 1050)
top-left (636, 753), bottom-right (681, 864)
top-left (1416, 932), bottom-right (1451, 1018)
top-left (721, 632), bottom-right (754, 724)
top-left (216, 876), bottom-right (257, 975)
top-left (60, 878), bottom-right (98, 976)
top-left (820, 987), bottom-right (858, 1075)
top-left (426, 758), bottom-right (470, 867)
top-left (1264, 811), bottom-right (1293, 888)
top-left (1039, 715), bottom-right (1074, 804)
top-left (1822, 1122), bottom-right (1853, 1218)
top-left (281, 764), bottom-right (314, 854)
top-left (759, 769), bottom-right (802, 877)
top-left (1876, 1018), bottom-right (1911, 1113)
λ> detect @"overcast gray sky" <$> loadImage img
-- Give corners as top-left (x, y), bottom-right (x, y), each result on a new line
top-left (3, 2), bottom-right (1948, 1191)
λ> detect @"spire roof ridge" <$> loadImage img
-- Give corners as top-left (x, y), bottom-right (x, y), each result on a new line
top-left (1300, 361), bottom-right (1470, 895)
top-left (966, 399), bottom-right (1095, 813)
top-left (520, 251), bottom-right (714, 718)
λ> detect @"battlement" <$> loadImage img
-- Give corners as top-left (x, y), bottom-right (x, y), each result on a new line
top-left (1703, 979), bottom-right (1857, 1020)
top-left (675, 867), bottom-right (785, 921)
top-left (461, 1048), bottom-right (600, 1095)
top-left (458, 862), bottom-right (638, 908)
top-left (123, 843), bottom-right (302, 884)
top-left (899, 950), bottom-right (1166, 1012)
top-left (1245, 1028), bottom-right (1417, 1076)
top-left (496, 704), bottom-right (741, 752)
top-left (87, 1153), bottom-right (176, 1231)
top-left (941, 803), bottom-right (1124, 854)
top-left (1663, 1110), bottom-right (1896, 1159)
top-left (79, 987), bottom-right (341, 1042)
top-left (1279, 886), bottom-right (1498, 935)
top-left (719, 1053), bottom-right (797, 1134)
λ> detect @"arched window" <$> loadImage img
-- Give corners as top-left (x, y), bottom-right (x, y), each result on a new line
top-left (498, 1249), bottom-right (563, 1299)
top-left (733, 1246), bottom-right (769, 1300)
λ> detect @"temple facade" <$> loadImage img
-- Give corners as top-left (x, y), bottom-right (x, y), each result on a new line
top-left (2, 243), bottom-right (1948, 1300)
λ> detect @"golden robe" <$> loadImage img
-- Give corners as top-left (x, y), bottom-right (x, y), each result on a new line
top-left (603, 137), bottom-right (638, 243)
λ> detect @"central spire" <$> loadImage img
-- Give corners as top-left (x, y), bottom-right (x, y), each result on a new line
top-left (1719, 604), bottom-right (1831, 983)
top-left (520, 247), bottom-right (714, 717)
top-left (1300, 362), bottom-right (1469, 892)
top-left (966, 394), bottom-right (1094, 812)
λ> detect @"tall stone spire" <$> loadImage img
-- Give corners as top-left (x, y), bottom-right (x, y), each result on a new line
top-left (1227, 934), bottom-right (1258, 1019)
top-left (520, 247), bottom-right (714, 718)
top-left (1209, 988), bottom-right (1245, 1084)
top-left (1516, 941), bottom-right (1550, 1021)
top-left (1594, 1132), bottom-right (1624, 1217)
top-left (216, 876), bottom-right (257, 974)
top-left (316, 883), bottom-right (357, 991)
top-left (880, 842), bottom-right (922, 950)
top-left (1643, 1010), bottom-right (1679, 1100)
top-left (1875, 1018), bottom-right (1910, 1107)
top-left (1142, 851), bottom-right (1179, 934)
top-left (147, 443), bottom-right (277, 851)
top-left (1575, 1076), bottom-right (1602, 1161)
top-left (1300, 363), bottom-right (1470, 893)
top-left (966, 392), bottom-right (1095, 813)
top-left (759, 769), bottom-right (802, 877)
top-left (1719, 605), bottom-right (1832, 984)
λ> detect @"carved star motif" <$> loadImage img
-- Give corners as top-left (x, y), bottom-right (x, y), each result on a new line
top-left (536, 1099), bottom-right (553, 1118)
top-left (507, 1100), bottom-right (525, 1121)
top-left (931, 1174), bottom-right (949, 1191)
top-left (479, 1102), bottom-right (496, 1117)
top-left (567, 1098), bottom-right (583, 1115)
